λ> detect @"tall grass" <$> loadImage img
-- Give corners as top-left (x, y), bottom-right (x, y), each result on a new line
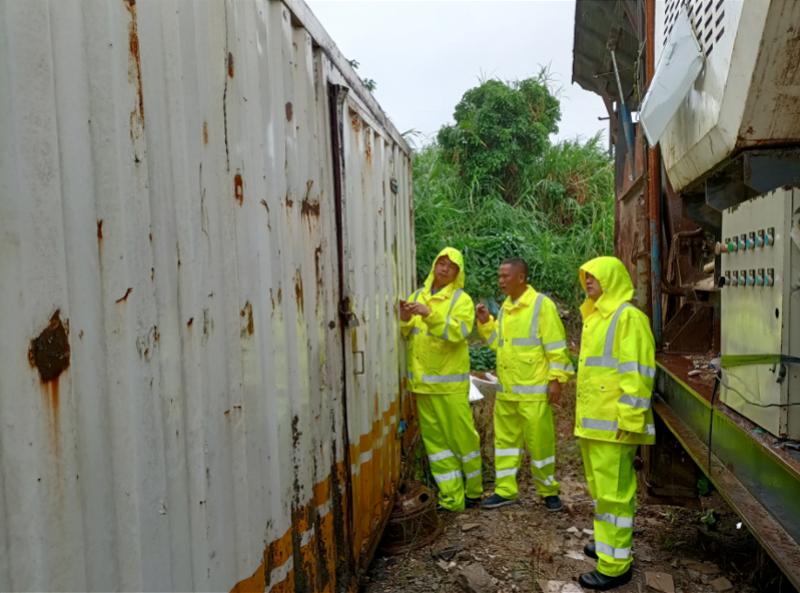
top-left (413, 135), bottom-right (614, 311)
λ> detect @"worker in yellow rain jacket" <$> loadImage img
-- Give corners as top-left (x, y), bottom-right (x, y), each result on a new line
top-left (574, 256), bottom-right (656, 591)
top-left (475, 258), bottom-right (574, 511)
top-left (399, 247), bottom-right (482, 511)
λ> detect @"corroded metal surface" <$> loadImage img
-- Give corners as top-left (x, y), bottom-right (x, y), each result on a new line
top-left (654, 363), bottom-right (800, 589)
top-left (0, 1), bottom-right (412, 591)
top-left (379, 481), bottom-right (442, 556)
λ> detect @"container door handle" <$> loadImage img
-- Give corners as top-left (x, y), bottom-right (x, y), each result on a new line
top-left (354, 351), bottom-right (365, 375)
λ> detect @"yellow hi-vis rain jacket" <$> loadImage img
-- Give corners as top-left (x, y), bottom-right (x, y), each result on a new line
top-left (477, 285), bottom-right (574, 400)
top-left (400, 247), bottom-right (475, 395)
top-left (575, 257), bottom-right (656, 444)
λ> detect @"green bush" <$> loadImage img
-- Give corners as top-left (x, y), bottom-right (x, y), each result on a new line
top-left (414, 76), bottom-right (614, 311)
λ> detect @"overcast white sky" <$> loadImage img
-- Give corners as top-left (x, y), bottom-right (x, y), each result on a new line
top-left (307, 0), bottom-right (609, 147)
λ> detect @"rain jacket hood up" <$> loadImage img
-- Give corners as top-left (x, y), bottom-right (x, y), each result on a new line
top-left (575, 257), bottom-right (656, 445)
top-left (401, 247), bottom-right (474, 395)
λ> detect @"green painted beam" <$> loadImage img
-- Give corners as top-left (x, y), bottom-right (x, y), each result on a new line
top-left (655, 364), bottom-right (800, 590)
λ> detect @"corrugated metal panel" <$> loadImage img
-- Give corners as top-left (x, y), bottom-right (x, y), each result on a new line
top-left (0, 1), bottom-right (413, 591)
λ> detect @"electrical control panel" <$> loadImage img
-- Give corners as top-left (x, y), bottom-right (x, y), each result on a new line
top-left (719, 188), bottom-right (800, 439)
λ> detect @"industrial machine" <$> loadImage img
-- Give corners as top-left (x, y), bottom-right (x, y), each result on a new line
top-left (574, 0), bottom-right (800, 588)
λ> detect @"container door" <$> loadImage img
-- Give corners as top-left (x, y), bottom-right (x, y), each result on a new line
top-left (328, 84), bottom-right (414, 570)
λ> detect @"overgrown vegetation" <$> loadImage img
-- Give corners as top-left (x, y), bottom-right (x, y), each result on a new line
top-left (414, 73), bottom-right (614, 311)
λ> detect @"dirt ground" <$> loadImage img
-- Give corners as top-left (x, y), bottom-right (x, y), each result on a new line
top-left (364, 383), bottom-right (794, 593)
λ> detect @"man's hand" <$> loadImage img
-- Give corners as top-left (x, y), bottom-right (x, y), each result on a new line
top-left (398, 300), bottom-right (412, 322)
top-left (547, 380), bottom-right (561, 406)
top-left (475, 303), bottom-right (490, 324)
top-left (405, 302), bottom-right (431, 317)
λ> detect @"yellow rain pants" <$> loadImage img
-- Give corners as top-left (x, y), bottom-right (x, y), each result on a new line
top-left (494, 400), bottom-right (558, 498)
top-left (416, 392), bottom-right (483, 511)
top-left (579, 438), bottom-right (637, 577)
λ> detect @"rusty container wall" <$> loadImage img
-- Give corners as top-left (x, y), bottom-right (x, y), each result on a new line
top-left (0, 1), bottom-right (413, 592)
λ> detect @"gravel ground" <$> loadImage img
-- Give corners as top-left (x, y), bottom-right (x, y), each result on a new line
top-left (363, 382), bottom-right (791, 593)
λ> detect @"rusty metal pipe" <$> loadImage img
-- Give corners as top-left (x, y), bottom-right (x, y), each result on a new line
top-left (646, 0), bottom-right (663, 345)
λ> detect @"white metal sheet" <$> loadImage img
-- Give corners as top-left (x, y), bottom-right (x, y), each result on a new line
top-left (0, 0), bottom-right (413, 591)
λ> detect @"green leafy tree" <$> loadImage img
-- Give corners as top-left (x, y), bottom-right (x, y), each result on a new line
top-left (437, 72), bottom-right (561, 204)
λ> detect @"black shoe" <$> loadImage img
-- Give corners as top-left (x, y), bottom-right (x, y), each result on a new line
top-left (578, 568), bottom-right (632, 591)
top-left (481, 493), bottom-right (516, 509)
top-left (465, 497), bottom-right (482, 509)
top-left (543, 495), bottom-right (563, 512)
top-left (584, 541), bottom-right (598, 559)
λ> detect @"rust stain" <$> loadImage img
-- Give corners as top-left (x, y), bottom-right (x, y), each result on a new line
top-left (187, 317), bottom-right (194, 327)
top-left (314, 245), bottom-right (322, 287)
top-left (124, 0), bottom-right (145, 140)
top-left (203, 121), bottom-right (209, 145)
top-left (29, 311), bottom-right (71, 455)
top-left (240, 301), bottom-right (254, 336)
top-left (227, 51), bottom-right (235, 78)
top-left (349, 108), bottom-right (361, 132)
top-left (294, 270), bottom-right (304, 314)
top-left (285, 102), bottom-right (293, 122)
top-left (116, 287), bottom-right (133, 303)
top-left (234, 172), bottom-right (244, 205)
top-left (28, 311), bottom-right (70, 383)
top-left (285, 190), bottom-right (294, 208)
top-left (96, 219), bottom-right (103, 240)
top-left (301, 179), bottom-right (320, 218)
top-left (364, 134), bottom-right (372, 164)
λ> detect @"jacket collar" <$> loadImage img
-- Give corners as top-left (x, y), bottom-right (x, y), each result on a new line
top-left (502, 285), bottom-right (537, 311)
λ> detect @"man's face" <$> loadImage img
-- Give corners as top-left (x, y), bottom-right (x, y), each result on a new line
top-left (585, 272), bottom-right (603, 300)
top-left (498, 263), bottom-right (525, 296)
top-left (434, 255), bottom-right (459, 286)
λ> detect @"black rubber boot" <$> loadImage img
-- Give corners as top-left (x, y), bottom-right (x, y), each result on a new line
top-left (578, 568), bottom-right (633, 590)
top-left (584, 541), bottom-right (598, 559)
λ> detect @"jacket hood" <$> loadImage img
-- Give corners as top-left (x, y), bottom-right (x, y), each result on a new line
top-left (424, 247), bottom-right (465, 292)
top-left (579, 256), bottom-right (634, 318)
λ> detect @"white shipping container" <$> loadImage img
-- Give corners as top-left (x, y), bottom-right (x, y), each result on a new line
top-left (0, 1), bottom-right (414, 591)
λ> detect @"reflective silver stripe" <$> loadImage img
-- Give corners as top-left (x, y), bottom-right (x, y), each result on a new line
top-left (495, 447), bottom-right (522, 457)
top-left (543, 339), bottom-right (567, 351)
top-left (409, 327), bottom-right (421, 335)
top-left (583, 303), bottom-right (631, 369)
top-left (533, 475), bottom-right (555, 486)
top-left (496, 467), bottom-right (518, 478)
top-left (549, 362), bottom-right (575, 372)
top-left (511, 293), bottom-right (544, 347)
top-left (422, 373), bottom-right (469, 383)
top-left (511, 384), bottom-right (548, 395)
top-left (433, 470), bottom-right (463, 483)
top-left (487, 330), bottom-right (497, 345)
top-left (584, 355), bottom-right (617, 368)
top-left (531, 455), bottom-right (555, 468)
top-left (619, 394), bottom-right (652, 409)
top-left (604, 303), bottom-right (630, 355)
top-left (595, 541), bottom-right (631, 560)
top-left (582, 418), bottom-right (618, 432)
top-left (618, 361), bottom-right (656, 378)
top-left (645, 423), bottom-right (656, 435)
top-left (460, 321), bottom-right (469, 338)
top-left (428, 449), bottom-right (455, 463)
top-left (465, 469), bottom-right (482, 480)
top-left (497, 308), bottom-right (505, 347)
top-left (442, 289), bottom-right (463, 340)
top-left (461, 450), bottom-right (481, 463)
top-left (595, 512), bottom-right (634, 528)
